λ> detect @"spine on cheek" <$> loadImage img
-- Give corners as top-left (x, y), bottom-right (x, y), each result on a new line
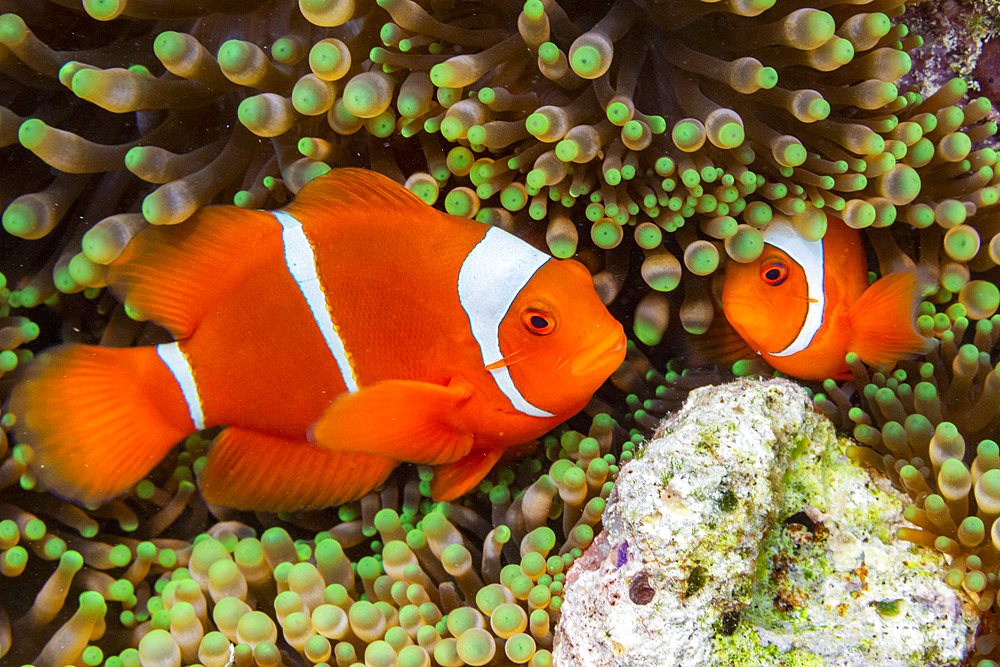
top-left (7, 344), bottom-right (193, 505)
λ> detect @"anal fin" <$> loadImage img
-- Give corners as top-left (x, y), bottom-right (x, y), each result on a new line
top-left (199, 428), bottom-right (397, 511)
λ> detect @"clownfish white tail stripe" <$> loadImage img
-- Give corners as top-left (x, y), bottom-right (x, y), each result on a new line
top-left (156, 342), bottom-right (205, 430)
top-left (458, 227), bottom-right (555, 418)
top-left (762, 221), bottom-right (825, 357)
top-left (272, 210), bottom-right (359, 393)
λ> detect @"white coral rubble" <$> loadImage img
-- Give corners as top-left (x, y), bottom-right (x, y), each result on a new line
top-left (555, 378), bottom-right (977, 667)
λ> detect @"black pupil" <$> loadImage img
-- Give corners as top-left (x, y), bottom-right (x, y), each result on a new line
top-left (765, 267), bottom-right (781, 282)
top-left (530, 314), bottom-right (548, 329)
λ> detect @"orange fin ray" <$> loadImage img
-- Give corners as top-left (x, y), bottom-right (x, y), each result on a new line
top-left (430, 448), bottom-right (507, 502)
top-left (200, 428), bottom-right (396, 511)
top-left (848, 270), bottom-right (927, 366)
top-left (7, 345), bottom-right (190, 505)
top-left (107, 206), bottom-right (276, 338)
top-left (309, 380), bottom-right (474, 466)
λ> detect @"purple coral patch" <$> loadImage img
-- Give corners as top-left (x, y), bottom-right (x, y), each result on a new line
top-left (614, 540), bottom-right (628, 568)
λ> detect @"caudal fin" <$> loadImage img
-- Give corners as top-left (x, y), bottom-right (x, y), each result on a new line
top-left (848, 270), bottom-right (927, 366)
top-left (7, 344), bottom-right (193, 505)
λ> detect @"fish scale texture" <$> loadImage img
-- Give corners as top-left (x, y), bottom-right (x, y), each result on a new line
top-left (554, 378), bottom-right (976, 666)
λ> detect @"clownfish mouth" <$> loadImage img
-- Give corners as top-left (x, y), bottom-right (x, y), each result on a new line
top-left (569, 332), bottom-right (627, 379)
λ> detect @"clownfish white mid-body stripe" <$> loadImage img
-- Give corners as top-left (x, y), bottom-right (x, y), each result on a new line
top-left (762, 221), bottom-right (826, 357)
top-left (458, 226), bottom-right (555, 418)
top-left (156, 342), bottom-right (205, 430)
top-left (272, 210), bottom-right (359, 393)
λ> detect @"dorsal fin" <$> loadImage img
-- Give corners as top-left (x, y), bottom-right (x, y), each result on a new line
top-left (107, 169), bottom-right (431, 340)
top-left (282, 168), bottom-right (431, 227)
top-left (107, 206), bottom-right (276, 339)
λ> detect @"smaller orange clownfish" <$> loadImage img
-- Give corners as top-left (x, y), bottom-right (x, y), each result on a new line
top-left (720, 216), bottom-right (926, 380)
top-left (9, 169), bottom-right (626, 511)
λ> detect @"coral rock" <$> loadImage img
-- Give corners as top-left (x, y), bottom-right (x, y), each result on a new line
top-left (555, 378), bottom-right (977, 666)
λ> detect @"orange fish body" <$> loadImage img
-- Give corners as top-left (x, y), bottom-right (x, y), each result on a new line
top-left (10, 169), bottom-right (626, 511)
top-left (721, 216), bottom-right (925, 381)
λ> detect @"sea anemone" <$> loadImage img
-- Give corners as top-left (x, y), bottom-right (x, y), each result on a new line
top-left (3, 0), bottom-right (1000, 663)
top-left (0, 404), bottom-right (641, 665)
top-left (2, 0), bottom-right (998, 340)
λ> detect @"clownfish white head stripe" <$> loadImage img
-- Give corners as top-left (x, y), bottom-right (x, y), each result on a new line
top-left (273, 209), bottom-right (359, 393)
top-left (156, 342), bottom-right (205, 430)
top-left (457, 226), bottom-right (555, 418)
top-left (761, 221), bottom-right (825, 357)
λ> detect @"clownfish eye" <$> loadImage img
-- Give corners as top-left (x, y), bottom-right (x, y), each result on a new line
top-left (760, 261), bottom-right (788, 286)
top-left (523, 310), bottom-right (556, 335)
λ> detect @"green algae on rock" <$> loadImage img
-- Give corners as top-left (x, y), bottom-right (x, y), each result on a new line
top-left (556, 379), bottom-right (976, 665)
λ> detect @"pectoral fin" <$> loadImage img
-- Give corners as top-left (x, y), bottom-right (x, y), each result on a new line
top-left (688, 309), bottom-right (757, 366)
top-left (848, 270), bottom-right (927, 366)
top-left (309, 379), bottom-right (474, 466)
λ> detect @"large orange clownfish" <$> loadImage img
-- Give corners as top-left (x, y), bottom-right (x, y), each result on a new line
top-left (9, 169), bottom-right (626, 511)
top-left (721, 215), bottom-right (926, 380)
